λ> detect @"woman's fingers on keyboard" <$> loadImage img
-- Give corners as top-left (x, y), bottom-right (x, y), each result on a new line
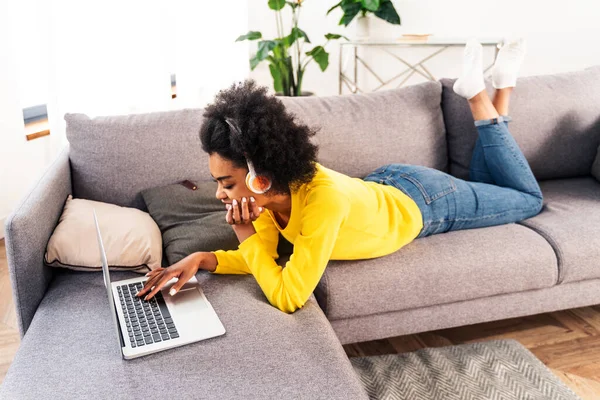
top-left (145, 268), bottom-right (162, 278)
top-left (144, 273), bottom-right (174, 301)
top-left (140, 274), bottom-right (161, 293)
top-left (137, 273), bottom-right (163, 297)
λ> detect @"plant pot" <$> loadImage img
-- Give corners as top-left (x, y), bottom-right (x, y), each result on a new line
top-left (354, 15), bottom-right (371, 40)
top-left (275, 91), bottom-right (314, 97)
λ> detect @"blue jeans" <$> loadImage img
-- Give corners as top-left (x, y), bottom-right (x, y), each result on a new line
top-left (363, 115), bottom-right (544, 238)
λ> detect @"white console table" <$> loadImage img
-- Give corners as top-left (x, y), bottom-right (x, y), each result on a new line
top-left (339, 37), bottom-right (503, 94)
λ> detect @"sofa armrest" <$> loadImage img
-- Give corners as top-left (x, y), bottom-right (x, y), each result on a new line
top-left (4, 146), bottom-right (71, 338)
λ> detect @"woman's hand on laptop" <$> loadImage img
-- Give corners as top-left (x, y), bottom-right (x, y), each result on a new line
top-left (135, 252), bottom-right (205, 301)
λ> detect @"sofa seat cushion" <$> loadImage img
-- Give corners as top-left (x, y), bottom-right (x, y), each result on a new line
top-left (0, 270), bottom-right (367, 400)
top-left (517, 177), bottom-right (600, 284)
top-left (314, 223), bottom-right (558, 321)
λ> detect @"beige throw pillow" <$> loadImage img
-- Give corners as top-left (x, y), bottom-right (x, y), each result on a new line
top-left (44, 195), bottom-right (162, 273)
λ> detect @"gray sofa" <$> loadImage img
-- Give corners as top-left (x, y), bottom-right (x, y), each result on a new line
top-left (3, 65), bottom-right (600, 399)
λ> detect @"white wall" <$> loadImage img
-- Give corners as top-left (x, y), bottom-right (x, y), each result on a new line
top-left (2, 0), bottom-right (600, 240)
top-left (0, 139), bottom-right (53, 240)
top-left (0, 1), bottom-right (55, 240)
top-left (248, 0), bottom-right (600, 95)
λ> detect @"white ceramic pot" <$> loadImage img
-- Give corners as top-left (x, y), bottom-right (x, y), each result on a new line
top-left (354, 15), bottom-right (371, 40)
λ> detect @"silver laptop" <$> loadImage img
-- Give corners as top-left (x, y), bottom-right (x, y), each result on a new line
top-left (93, 209), bottom-right (226, 359)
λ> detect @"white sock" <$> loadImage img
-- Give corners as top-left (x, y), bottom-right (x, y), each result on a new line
top-left (453, 38), bottom-right (485, 100)
top-left (492, 37), bottom-right (526, 89)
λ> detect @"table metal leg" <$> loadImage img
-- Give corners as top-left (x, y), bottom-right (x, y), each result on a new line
top-left (353, 45), bottom-right (358, 93)
top-left (339, 41), bottom-right (501, 93)
top-left (338, 44), bottom-right (342, 95)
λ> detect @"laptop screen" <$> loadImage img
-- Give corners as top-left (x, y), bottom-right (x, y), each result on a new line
top-left (93, 209), bottom-right (125, 352)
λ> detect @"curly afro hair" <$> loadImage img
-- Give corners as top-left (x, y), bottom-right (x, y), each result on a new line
top-left (199, 79), bottom-right (319, 195)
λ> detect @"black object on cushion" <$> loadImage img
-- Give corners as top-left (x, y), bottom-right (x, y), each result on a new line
top-left (141, 180), bottom-right (293, 265)
top-left (592, 145), bottom-right (600, 182)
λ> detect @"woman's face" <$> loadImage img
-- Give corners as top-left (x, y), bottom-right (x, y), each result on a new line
top-left (209, 153), bottom-right (264, 206)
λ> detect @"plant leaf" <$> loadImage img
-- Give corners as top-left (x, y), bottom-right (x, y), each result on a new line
top-left (250, 55), bottom-right (261, 70)
top-left (340, 0), bottom-right (362, 26)
top-left (236, 31), bottom-right (262, 42)
top-left (360, 0), bottom-right (380, 12)
top-left (296, 64), bottom-right (304, 95)
top-left (374, 0), bottom-right (401, 24)
top-left (254, 40), bottom-right (277, 67)
top-left (325, 33), bottom-right (350, 41)
top-left (284, 56), bottom-right (295, 95)
top-left (268, 0), bottom-right (286, 11)
top-left (284, 27), bottom-right (311, 47)
top-left (269, 63), bottom-right (283, 93)
top-left (326, 1), bottom-right (342, 15)
top-left (295, 27), bottom-right (311, 43)
top-left (272, 41), bottom-right (285, 59)
top-left (279, 59), bottom-right (291, 94)
top-left (306, 46), bottom-right (329, 71)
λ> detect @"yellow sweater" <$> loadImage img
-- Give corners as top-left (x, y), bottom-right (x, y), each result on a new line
top-left (211, 162), bottom-right (423, 313)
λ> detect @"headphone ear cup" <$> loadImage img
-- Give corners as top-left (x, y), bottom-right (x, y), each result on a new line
top-left (245, 173), bottom-right (256, 192)
top-left (246, 173), bottom-right (271, 194)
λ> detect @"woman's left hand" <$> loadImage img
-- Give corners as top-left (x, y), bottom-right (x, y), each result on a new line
top-left (226, 196), bottom-right (264, 243)
top-left (226, 196), bottom-right (263, 226)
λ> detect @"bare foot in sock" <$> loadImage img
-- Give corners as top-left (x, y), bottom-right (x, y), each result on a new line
top-left (453, 38), bottom-right (485, 100)
top-left (492, 37), bottom-right (526, 89)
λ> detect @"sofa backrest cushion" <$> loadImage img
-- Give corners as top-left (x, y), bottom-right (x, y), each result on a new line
top-left (66, 80), bottom-right (447, 209)
top-left (66, 109), bottom-right (208, 210)
top-left (278, 81), bottom-right (447, 178)
top-left (441, 65), bottom-right (600, 181)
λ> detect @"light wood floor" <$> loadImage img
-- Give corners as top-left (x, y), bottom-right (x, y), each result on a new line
top-left (1, 239), bottom-right (599, 398)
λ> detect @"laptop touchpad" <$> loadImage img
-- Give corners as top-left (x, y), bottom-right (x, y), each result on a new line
top-left (167, 287), bottom-right (208, 312)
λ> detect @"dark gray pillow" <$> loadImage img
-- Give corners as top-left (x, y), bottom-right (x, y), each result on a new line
top-left (593, 145), bottom-right (600, 182)
top-left (141, 180), bottom-right (292, 265)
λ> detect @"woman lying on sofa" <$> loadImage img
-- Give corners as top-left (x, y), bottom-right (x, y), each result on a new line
top-left (137, 37), bottom-right (543, 313)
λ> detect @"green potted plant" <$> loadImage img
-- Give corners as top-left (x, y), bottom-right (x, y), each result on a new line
top-left (236, 0), bottom-right (348, 96)
top-left (327, 0), bottom-right (401, 39)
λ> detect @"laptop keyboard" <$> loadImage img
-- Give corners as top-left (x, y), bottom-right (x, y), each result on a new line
top-left (117, 283), bottom-right (179, 348)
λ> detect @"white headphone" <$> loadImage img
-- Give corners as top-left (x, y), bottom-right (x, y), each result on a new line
top-left (224, 118), bottom-right (272, 194)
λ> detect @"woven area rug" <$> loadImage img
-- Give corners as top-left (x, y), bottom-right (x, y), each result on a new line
top-left (350, 339), bottom-right (581, 400)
